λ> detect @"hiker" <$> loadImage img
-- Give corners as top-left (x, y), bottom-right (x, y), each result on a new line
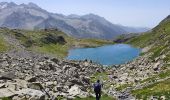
top-left (93, 80), bottom-right (102, 100)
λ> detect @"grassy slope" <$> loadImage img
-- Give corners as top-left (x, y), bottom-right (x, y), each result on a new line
top-left (127, 16), bottom-right (170, 98)
top-left (0, 33), bottom-right (9, 52)
top-left (0, 37), bottom-right (8, 52)
top-left (127, 16), bottom-right (170, 60)
top-left (126, 18), bottom-right (170, 48)
top-left (132, 79), bottom-right (170, 100)
top-left (0, 28), bottom-right (113, 58)
top-left (126, 17), bottom-right (170, 48)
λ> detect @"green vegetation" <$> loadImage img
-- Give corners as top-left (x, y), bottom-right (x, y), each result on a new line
top-left (150, 46), bottom-right (167, 60)
top-left (32, 44), bottom-right (68, 58)
top-left (116, 83), bottom-right (132, 91)
top-left (126, 17), bottom-right (170, 48)
top-left (55, 96), bottom-right (65, 100)
top-left (158, 70), bottom-right (170, 79)
top-left (0, 34), bottom-right (9, 52)
top-left (90, 71), bottom-right (116, 90)
top-left (0, 97), bottom-right (11, 100)
top-left (79, 38), bottom-right (113, 47)
top-left (126, 16), bottom-right (170, 62)
top-left (74, 94), bottom-right (115, 100)
top-left (90, 72), bottom-right (109, 83)
top-left (140, 76), bottom-right (157, 83)
top-left (0, 28), bottom-right (113, 58)
top-left (141, 69), bottom-right (170, 83)
top-left (163, 54), bottom-right (170, 62)
top-left (132, 79), bottom-right (170, 100)
top-left (126, 32), bottom-right (154, 48)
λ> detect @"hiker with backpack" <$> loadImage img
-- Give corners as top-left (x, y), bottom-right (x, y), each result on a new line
top-left (93, 80), bottom-right (102, 100)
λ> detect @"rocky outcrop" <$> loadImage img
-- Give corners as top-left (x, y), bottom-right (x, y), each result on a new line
top-left (41, 34), bottom-right (66, 45)
top-left (100, 52), bottom-right (166, 99)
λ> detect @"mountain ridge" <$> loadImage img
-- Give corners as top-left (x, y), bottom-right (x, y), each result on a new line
top-left (0, 2), bottom-right (150, 39)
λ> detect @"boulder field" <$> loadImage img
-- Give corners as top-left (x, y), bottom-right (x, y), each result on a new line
top-left (0, 53), bottom-right (105, 100)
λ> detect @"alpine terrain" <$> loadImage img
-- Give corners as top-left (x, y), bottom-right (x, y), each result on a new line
top-left (0, 1), bottom-right (169, 100)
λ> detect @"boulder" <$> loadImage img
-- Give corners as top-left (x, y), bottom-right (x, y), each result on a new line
top-left (153, 62), bottom-right (160, 71)
top-left (41, 34), bottom-right (66, 45)
top-left (0, 88), bottom-right (16, 98)
top-left (70, 79), bottom-right (83, 86)
top-left (0, 72), bottom-right (15, 80)
top-left (67, 85), bottom-right (88, 98)
top-left (81, 76), bottom-right (90, 84)
top-left (160, 96), bottom-right (166, 100)
top-left (54, 85), bottom-right (63, 92)
top-left (27, 77), bottom-right (37, 82)
top-left (27, 83), bottom-right (44, 91)
top-left (16, 88), bottom-right (45, 99)
top-left (48, 64), bottom-right (56, 71)
top-left (51, 58), bottom-right (59, 64)
top-left (0, 84), bottom-right (5, 88)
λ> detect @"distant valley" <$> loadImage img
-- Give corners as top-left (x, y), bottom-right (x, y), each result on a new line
top-left (0, 2), bottom-right (150, 39)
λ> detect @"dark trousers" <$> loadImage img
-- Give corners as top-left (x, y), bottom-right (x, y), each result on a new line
top-left (95, 92), bottom-right (101, 100)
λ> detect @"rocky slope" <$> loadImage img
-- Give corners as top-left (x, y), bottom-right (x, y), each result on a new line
top-left (0, 2), bottom-right (149, 39)
top-left (0, 53), bottom-right (106, 100)
top-left (104, 15), bottom-right (170, 100)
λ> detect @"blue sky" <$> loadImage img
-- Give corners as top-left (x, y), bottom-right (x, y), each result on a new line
top-left (0, 0), bottom-right (169, 28)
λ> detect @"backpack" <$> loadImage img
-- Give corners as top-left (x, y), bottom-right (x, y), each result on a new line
top-left (94, 83), bottom-right (101, 93)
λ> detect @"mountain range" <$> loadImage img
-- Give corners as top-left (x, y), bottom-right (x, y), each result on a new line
top-left (0, 2), bottom-right (150, 39)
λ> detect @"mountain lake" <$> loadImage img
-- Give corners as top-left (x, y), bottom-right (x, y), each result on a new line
top-left (67, 44), bottom-right (141, 66)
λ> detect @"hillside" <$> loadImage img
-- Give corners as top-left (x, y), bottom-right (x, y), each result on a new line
top-left (0, 28), bottom-right (112, 58)
top-left (0, 2), bottom-right (149, 39)
top-left (104, 16), bottom-right (170, 100)
top-left (120, 15), bottom-right (170, 99)
top-left (127, 15), bottom-right (170, 59)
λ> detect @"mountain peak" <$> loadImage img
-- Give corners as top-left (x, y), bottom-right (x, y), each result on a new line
top-left (82, 13), bottom-right (105, 21)
top-left (83, 13), bottom-right (100, 18)
top-left (0, 2), bottom-right (16, 9)
top-left (27, 2), bottom-right (39, 8)
top-left (0, 2), bottom-right (8, 5)
top-left (19, 2), bottom-right (40, 9)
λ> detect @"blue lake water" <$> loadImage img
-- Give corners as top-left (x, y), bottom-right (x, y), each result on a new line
top-left (66, 44), bottom-right (141, 65)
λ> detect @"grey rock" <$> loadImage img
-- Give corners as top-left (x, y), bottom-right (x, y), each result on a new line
top-left (0, 72), bottom-right (15, 80)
